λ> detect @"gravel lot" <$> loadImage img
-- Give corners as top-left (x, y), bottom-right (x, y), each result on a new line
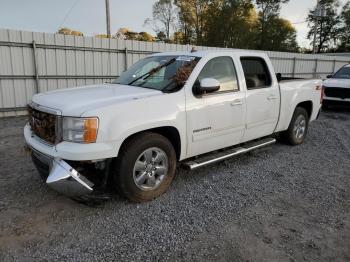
top-left (0, 109), bottom-right (349, 261)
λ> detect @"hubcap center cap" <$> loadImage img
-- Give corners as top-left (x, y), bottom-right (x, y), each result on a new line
top-left (146, 164), bottom-right (153, 172)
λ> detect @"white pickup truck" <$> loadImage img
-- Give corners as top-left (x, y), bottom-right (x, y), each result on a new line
top-left (24, 50), bottom-right (323, 202)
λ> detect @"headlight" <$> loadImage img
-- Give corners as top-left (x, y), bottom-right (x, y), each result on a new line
top-left (62, 117), bottom-right (99, 143)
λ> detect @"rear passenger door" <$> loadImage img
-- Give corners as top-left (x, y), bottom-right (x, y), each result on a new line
top-left (240, 57), bottom-right (280, 142)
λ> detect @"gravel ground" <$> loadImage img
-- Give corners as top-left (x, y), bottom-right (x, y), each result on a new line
top-left (0, 109), bottom-right (349, 261)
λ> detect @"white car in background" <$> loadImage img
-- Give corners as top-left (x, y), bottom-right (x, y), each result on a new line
top-left (323, 64), bottom-right (350, 106)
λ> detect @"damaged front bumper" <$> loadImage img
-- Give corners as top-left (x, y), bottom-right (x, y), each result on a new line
top-left (30, 147), bottom-right (94, 197)
top-left (47, 158), bottom-right (94, 197)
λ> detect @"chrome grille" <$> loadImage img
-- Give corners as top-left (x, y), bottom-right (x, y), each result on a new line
top-left (28, 106), bottom-right (58, 144)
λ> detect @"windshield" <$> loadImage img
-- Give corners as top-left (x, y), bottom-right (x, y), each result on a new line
top-left (113, 55), bottom-right (200, 92)
top-left (333, 67), bottom-right (350, 79)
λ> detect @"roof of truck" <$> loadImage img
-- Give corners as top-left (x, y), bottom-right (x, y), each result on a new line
top-left (152, 49), bottom-right (266, 58)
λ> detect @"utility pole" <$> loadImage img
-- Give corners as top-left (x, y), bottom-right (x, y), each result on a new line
top-left (105, 0), bottom-right (111, 38)
top-left (313, 0), bottom-right (321, 54)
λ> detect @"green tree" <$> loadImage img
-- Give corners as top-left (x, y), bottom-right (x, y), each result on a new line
top-left (138, 32), bottom-right (156, 42)
top-left (306, 0), bottom-right (342, 53)
top-left (114, 28), bottom-right (155, 42)
top-left (174, 0), bottom-right (297, 51)
top-left (264, 18), bottom-right (299, 52)
top-left (156, 31), bottom-right (167, 42)
top-left (174, 0), bottom-right (210, 45)
top-left (57, 27), bottom-right (83, 36)
top-left (337, 2), bottom-right (350, 51)
top-left (172, 31), bottom-right (185, 43)
top-left (174, 0), bottom-right (195, 44)
top-left (146, 0), bottom-right (177, 40)
top-left (203, 0), bottom-right (258, 49)
top-left (255, 0), bottom-right (291, 50)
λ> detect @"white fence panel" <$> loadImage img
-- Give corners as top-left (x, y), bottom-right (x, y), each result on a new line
top-left (0, 28), bottom-right (349, 117)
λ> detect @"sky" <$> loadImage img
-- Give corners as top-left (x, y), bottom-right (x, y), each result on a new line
top-left (0, 0), bottom-right (348, 48)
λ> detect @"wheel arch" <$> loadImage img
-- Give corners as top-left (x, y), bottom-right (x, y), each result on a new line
top-left (296, 101), bottom-right (313, 119)
top-left (118, 126), bottom-right (182, 161)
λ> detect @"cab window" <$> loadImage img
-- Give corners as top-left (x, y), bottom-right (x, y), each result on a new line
top-left (197, 56), bottom-right (239, 93)
top-left (240, 57), bottom-right (272, 89)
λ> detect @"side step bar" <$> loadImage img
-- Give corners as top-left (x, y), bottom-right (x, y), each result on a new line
top-left (183, 137), bottom-right (276, 170)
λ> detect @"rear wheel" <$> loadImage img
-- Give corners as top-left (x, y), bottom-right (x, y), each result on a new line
top-left (113, 132), bottom-right (177, 202)
top-left (282, 107), bottom-right (309, 145)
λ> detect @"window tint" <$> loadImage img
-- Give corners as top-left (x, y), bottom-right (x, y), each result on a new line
top-left (333, 66), bottom-right (350, 79)
top-left (197, 56), bottom-right (239, 93)
top-left (240, 57), bottom-right (272, 89)
top-left (114, 56), bottom-right (199, 91)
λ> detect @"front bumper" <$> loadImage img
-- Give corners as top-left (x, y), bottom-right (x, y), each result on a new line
top-left (48, 158), bottom-right (94, 197)
top-left (30, 146), bottom-right (94, 197)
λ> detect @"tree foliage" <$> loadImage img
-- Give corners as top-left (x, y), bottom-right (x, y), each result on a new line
top-left (95, 0), bottom-right (300, 52)
top-left (114, 28), bottom-right (156, 41)
top-left (337, 2), bottom-right (350, 52)
top-left (202, 0), bottom-right (258, 49)
top-left (306, 0), bottom-right (342, 53)
top-left (145, 0), bottom-right (177, 40)
top-left (57, 27), bottom-right (83, 36)
top-left (255, 0), bottom-right (293, 50)
top-left (171, 0), bottom-right (297, 51)
top-left (173, 0), bottom-right (213, 45)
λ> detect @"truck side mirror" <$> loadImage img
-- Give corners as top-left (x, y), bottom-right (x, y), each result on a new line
top-left (198, 78), bottom-right (220, 94)
top-left (326, 74), bottom-right (333, 79)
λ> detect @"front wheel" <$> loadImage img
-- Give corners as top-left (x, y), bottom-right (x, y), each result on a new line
top-left (281, 107), bottom-right (309, 145)
top-left (113, 132), bottom-right (177, 202)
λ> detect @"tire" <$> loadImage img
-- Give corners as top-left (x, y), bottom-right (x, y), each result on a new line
top-left (281, 107), bottom-right (309, 146)
top-left (113, 132), bottom-right (177, 202)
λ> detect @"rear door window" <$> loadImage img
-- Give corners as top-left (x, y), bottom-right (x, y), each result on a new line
top-left (240, 57), bottom-right (272, 90)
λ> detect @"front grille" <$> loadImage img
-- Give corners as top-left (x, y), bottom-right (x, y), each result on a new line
top-left (28, 106), bottom-right (58, 144)
top-left (324, 87), bottom-right (350, 99)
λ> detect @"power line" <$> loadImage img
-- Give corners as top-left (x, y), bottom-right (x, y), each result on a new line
top-left (57, 0), bottom-right (80, 30)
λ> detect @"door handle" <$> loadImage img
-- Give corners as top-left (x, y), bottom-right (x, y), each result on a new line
top-left (231, 99), bottom-right (243, 106)
top-left (267, 95), bottom-right (278, 100)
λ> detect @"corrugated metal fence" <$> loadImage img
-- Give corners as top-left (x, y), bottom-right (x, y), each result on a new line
top-left (0, 28), bottom-right (349, 117)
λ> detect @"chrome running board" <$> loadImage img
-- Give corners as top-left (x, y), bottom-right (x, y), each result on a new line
top-left (183, 138), bottom-right (276, 170)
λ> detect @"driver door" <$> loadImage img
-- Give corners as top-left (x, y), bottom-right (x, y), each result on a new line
top-left (186, 56), bottom-right (246, 157)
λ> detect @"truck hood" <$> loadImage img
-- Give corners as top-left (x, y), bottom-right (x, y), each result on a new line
top-left (323, 78), bottom-right (350, 88)
top-left (32, 84), bottom-right (162, 116)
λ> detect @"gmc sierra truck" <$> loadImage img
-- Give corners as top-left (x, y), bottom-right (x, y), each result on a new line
top-left (24, 50), bottom-right (323, 202)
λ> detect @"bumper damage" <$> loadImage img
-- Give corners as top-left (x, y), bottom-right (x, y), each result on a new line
top-left (47, 158), bottom-right (94, 197)
top-left (28, 146), bottom-right (95, 198)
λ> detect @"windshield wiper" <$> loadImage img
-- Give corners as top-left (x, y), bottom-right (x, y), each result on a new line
top-left (127, 57), bottom-right (176, 86)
